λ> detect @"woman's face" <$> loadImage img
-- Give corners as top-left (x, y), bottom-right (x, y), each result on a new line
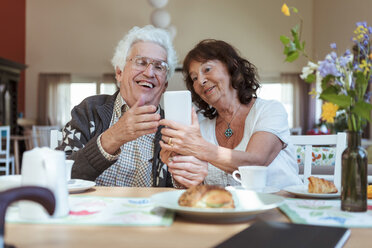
top-left (188, 60), bottom-right (233, 106)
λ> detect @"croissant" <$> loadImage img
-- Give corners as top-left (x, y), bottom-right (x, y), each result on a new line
top-left (178, 185), bottom-right (235, 208)
top-left (308, 176), bottom-right (338, 194)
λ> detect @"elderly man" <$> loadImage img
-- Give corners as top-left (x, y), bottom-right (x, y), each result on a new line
top-left (57, 25), bottom-right (178, 187)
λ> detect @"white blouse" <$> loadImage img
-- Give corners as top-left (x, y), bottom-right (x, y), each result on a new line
top-left (199, 98), bottom-right (303, 189)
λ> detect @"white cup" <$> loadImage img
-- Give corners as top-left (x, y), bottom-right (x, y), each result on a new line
top-left (232, 166), bottom-right (267, 191)
top-left (20, 147), bottom-right (69, 219)
top-left (65, 160), bottom-right (74, 181)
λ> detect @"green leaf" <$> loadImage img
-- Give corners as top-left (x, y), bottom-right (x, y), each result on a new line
top-left (294, 38), bottom-right (301, 50)
top-left (347, 89), bottom-right (356, 98)
top-left (319, 93), bottom-right (352, 108)
top-left (280, 35), bottom-right (291, 45)
top-left (305, 74), bottom-right (316, 83)
top-left (292, 7), bottom-right (298, 13)
top-left (285, 51), bottom-right (299, 62)
top-left (321, 85), bottom-right (338, 95)
top-left (291, 24), bottom-right (299, 36)
top-left (283, 46), bottom-right (289, 54)
top-left (288, 41), bottom-right (297, 52)
top-left (355, 71), bottom-right (368, 100)
top-left (283, 42), bottom-right (297, 56)
top-left (321, 75), bottom-right (334, 90)
top-left (352, 101), bottom-right (372, 121)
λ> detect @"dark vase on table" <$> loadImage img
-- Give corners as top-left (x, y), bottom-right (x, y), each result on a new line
top-left (341, 131), bottom-right (368, 212)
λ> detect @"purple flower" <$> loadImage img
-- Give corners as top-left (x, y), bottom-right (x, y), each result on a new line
top-left (330, 51), bottom-right (338, 60)
top-left (318, 59), bottom-right (341, 77)
top-left (335, 79), bottom-right (343, 86)
top-left (339, 56), bottom-right (349, 67)
top-left (356, 21), bottom-right (367, 28)
top-left (344, 49), bottom-right (351, 56)
top-left (365, 92), bottom-right (371, 102)
top-left (368, 27), bottom-right (372, 34)
top-left (330, 43), bottom-right (337, 49)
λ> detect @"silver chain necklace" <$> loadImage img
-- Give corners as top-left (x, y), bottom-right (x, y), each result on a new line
top-left (221, 104), bottom-right (241, 138)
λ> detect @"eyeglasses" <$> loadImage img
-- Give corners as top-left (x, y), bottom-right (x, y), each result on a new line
top-left (128, 56), bottom-right (169, 75)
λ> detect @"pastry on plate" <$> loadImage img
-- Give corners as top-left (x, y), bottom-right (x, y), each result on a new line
top-left (178, 185), bottom-right (235, 208)
top-left (308, 176), bottom-right (338, 194)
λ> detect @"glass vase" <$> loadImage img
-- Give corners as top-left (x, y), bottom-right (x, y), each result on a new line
top-left (341, 131), bottom-right (368, 212)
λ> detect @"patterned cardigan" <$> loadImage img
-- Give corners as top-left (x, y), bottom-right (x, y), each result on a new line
top-left (56, 91), bottom-right (173, 187)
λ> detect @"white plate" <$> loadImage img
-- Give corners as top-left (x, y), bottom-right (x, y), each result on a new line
top-left (151, 189), bottom-right (284, 223)
top-left (225, 185), bottom-right (280, 194)
top-left (67, 179), bottom-right (96, 193)
top-left (283, 184), bottom-right (341, 198)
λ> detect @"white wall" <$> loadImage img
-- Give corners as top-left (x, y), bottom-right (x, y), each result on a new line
top-left (25, 0), bottom-right (313, 120)
top-left (313, 0), bottom-right (372, 60)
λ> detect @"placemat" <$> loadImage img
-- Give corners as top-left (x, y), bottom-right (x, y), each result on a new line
top-left (280, 199), bottom-right (372, 228)
top-left (6, 195), bottom-right (174, 226)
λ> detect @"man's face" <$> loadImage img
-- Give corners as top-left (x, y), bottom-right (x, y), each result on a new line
top-left (116, 41), bottom-right (168, 107)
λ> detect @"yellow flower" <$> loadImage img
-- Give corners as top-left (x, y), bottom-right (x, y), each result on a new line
top-left (353, 25), bottom-right (369, 42)
top-left (308, 88), bottom-right (318, 99)
top-left (321, 102), bottom-right (339, 123)
top-left (281, 3), bottom-right (290, 16)
top-left (359, 59), bottom-right (371, 76)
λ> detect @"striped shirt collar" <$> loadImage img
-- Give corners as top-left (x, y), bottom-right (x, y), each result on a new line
top-left (114, 93), bottom-right (160, 116)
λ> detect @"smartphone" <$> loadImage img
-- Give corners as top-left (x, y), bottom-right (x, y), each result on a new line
top-left (163, 90), bottom-right (192, 126)
top-left (214, 221), bottom-right (350, 248)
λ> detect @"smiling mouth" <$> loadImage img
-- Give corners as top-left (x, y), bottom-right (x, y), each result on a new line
top-left (204, 86), bottom-right (215, 94)
top-left (137, 81), bottom-right (154, 89)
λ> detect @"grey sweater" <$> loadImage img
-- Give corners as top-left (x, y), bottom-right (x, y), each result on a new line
top-left (56, 91), bottom-right (173, 187)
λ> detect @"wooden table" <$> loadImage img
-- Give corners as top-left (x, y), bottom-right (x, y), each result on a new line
top-left (5, 187), bottom-right (371, 248)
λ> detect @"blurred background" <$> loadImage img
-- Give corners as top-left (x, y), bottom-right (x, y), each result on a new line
top-left (0, 0), bottom-right (371, 138)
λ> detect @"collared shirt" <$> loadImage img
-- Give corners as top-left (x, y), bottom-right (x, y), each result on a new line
top-left (95, 94), bottom-right (159, 186)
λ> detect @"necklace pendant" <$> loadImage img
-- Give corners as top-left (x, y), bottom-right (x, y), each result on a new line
top-left (224, 126), bottom-right (233, 138)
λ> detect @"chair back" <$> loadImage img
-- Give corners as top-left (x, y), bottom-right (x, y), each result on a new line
top-left (0, 126), bottom-right (11, 174)
top-left (31, 125), bottom-right (60, 148)
top-left (289, 132), bottom-right (347, 188)
top-left (50, 129), bottom-right (63, 149)
top-left (290, 127), bottom-right (302, 135)
top-left (0, 126), bottom-right (11, 156)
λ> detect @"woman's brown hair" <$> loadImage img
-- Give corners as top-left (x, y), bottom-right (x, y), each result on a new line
top-left (183, 39), bottom-right (260, 119)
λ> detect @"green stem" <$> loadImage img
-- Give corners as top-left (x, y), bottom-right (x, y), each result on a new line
top-left (349, 111), bottom-right (357, 132)
top-left (299, 17), bottom-right (303, 43)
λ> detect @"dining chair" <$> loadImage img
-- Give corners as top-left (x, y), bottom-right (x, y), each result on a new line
top-left (289, 132), bottom-right (347, 189)
top-left (289, 127), bottom-right (302, 135)
top-left (0, 126), bottom-right (15, 175)
top-left (50, 129), bottom-right (63, 149)
top-left (31, 125), bottom-right (60, 148)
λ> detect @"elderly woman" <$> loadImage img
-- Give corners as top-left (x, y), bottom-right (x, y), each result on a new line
top-left (159, 39), bottom-right (302, 189)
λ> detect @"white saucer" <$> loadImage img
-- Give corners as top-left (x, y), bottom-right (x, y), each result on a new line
top-left (67, 179), bottom-right (96, 193)
top-left (225, 185), bottom-right (280, 194)
top-left (283, 185), bottom-right (341, 198)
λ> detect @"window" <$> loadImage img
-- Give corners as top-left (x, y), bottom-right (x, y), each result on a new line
top-left (258, 82), bottom-right (294, 128)
top-left (58, 77), bottom-right (117, 127)
top-left (69, 81), bottom-right (117, 111)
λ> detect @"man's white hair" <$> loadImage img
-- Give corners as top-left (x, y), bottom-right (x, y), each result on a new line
top-left (111, 25), bottom-right (177, 82)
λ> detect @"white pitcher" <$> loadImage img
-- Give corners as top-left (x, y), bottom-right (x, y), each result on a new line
top-left (19, 147), bottom-right (69, 219)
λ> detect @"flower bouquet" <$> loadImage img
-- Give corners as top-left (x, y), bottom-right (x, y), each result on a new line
top-left (280, 4), bottom-right (372, 131)
top-left (280, 3), bottom-right (371, 212)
